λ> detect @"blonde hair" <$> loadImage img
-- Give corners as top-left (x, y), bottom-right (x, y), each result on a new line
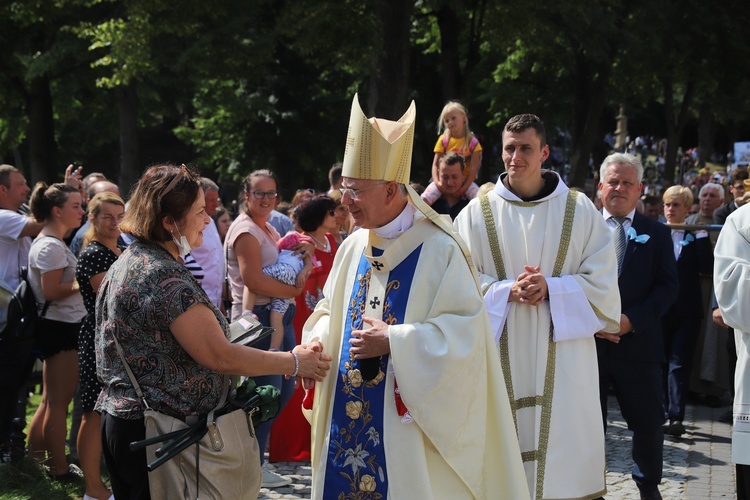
top-left (662, 185), bottom-right (693, 207)
top-left (82, 192), bottom-right (125, 249)
top-left (436, 101), bottom-right (472, 153)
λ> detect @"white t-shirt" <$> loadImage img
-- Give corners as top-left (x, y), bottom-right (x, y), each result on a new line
top-left (190, 218), bottom-right (225, 307)
top-left (28, 236), bottom-right (86, 323)
top-left (0, 209), bottom-right (32, 290)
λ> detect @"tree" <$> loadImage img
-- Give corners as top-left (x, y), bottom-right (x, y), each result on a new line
top-left (0, 0), bottom-right (99, 183)
top-left (480, 0), bottom-right (639, 190)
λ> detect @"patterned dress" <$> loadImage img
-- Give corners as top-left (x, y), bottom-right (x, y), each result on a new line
top-left (75, 240), bottom-right (122, 411)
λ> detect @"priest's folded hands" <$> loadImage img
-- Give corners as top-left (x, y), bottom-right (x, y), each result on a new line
top-left (510, 265), bottom-right (549, 306)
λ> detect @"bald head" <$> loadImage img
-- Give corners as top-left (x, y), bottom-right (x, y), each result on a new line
top-left (87, 180), bottom-right (120, 201)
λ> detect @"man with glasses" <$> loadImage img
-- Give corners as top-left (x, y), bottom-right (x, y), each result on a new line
top-left (301, 95), bottom-right (527, 499)
top-left (714, 168), bottom-right (749, 225)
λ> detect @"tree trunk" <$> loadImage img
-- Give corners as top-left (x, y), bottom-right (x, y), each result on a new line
top-left (116, 83), bottom-right (140, 192)
top-left (26, 76), bottom-right (57, 184)
top-left (367, 0), bottom-right (415, 119)
top-left (697, 101), bottom-right (714, 168)
top-left (662, 77), bottom-right (694, 184)
top-left (436, 5), bottom-right (461, 101)
top-left (567, 57), bottom-right (611, 191)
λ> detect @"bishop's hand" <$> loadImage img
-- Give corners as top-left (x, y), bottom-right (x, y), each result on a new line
top-left (349, 316), bottom-right (391, 360)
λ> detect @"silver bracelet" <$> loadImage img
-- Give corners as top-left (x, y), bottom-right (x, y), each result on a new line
top-left (288, 351), bottom-right (299, 379)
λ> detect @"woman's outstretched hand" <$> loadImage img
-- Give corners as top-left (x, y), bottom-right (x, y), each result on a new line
top-left (293, 343), bottom-right (331, 382)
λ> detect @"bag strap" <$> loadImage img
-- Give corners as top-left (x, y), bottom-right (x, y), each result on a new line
top-left (40, 300), bottom-right (51, 318)
top-left (112, 333), bottom-right (231, 414)
top-left (468, 133), bottom-right (479, 153)
top-left (26, 238), bottom-right (58, 317)
top-left (18, 266), bottom-right (49, 316)
top-left (112, 335), bottom-right (149, 407)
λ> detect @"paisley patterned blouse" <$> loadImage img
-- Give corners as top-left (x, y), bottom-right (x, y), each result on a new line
top-left (94, 240), bottom-right (230, 420)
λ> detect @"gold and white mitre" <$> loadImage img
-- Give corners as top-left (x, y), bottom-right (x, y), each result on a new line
top-left (341, 93), bottom-right (479, 286)
top-left (342, 94), bottom-right (415, 184)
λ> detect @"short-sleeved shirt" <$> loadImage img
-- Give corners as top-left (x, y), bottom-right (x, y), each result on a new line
top-left (0, 209), bottom-right (32, 290)
top-left (94, 240), bottom-right (230, 420)
top-left (28, 235), bottom-right (86, 323)
top-left (268, 210), bottom-right (294, 237)
top-left (433, 133), bottom-right (483, 172)
top-left (225, 212), bottom-right (281, 315)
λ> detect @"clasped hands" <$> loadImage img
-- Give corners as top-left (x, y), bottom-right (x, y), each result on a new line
top-left (509, 265), bottom-right (548, 306)
top-left (292, 342), bottom-right (332, 390)
top-left (297, 316), bottom-right (391, 390)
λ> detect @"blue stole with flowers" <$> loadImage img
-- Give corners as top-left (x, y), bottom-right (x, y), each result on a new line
top-left (323, 244), bottom-right (422, 498)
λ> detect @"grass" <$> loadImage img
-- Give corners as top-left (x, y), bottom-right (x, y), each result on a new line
top-left (0, 383), bottom-right (87, 499)
top-left (0, 456), bottom-right (82, 499)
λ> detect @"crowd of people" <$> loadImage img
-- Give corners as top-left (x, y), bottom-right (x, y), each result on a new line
top-left (0, 94), bottom-right (749, 500)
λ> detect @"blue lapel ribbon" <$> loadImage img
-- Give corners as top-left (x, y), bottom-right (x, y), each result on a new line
top-left (679, 233), bottom-right (694, 247)
top-left (627, 227), bottom-right (650, 244)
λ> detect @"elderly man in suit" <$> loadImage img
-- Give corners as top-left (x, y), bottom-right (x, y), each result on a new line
top-left (596, 153), bottom-right (679, 500)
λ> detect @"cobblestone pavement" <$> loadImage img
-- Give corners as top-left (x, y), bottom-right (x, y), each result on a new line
top-left (258, 396), bottom-right (735, 499)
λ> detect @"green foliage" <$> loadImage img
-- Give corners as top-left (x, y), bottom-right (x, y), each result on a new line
top-left (1, 0), bottom-right (749, 187)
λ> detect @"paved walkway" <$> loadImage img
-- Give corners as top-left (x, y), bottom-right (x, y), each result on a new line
top-left (257, 396), bottom-right (736, 499)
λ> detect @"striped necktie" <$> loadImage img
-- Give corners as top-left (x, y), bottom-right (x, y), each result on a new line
top-left (612, 217), bottom-right (627, 274)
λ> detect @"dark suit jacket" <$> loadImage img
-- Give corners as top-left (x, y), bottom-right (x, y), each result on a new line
top-left (596, 212), bottom-right (679, 362)
top-left (662, 231), bottom-right (713, 323)
top-left (713, 202), bottom-right (737, 225)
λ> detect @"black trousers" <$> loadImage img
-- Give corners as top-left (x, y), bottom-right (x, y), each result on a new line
top-left (101, 412), bottom-right (151, 500)
top-left (739, 464), bottom-right (750, 500)
top-left (0, 336), bottom-right (37, 445)
top-left (599, 356), bottom-right (665, 493)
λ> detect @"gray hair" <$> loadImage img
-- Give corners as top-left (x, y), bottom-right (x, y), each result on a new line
top-left (699, 182), bottom-right (724, 201)
top-left (199, 177), bottom-right (219, 193)
top-left (0, 164), bottom-right (20, 188)
top-left (599, 153), bottom-right (644, 183)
